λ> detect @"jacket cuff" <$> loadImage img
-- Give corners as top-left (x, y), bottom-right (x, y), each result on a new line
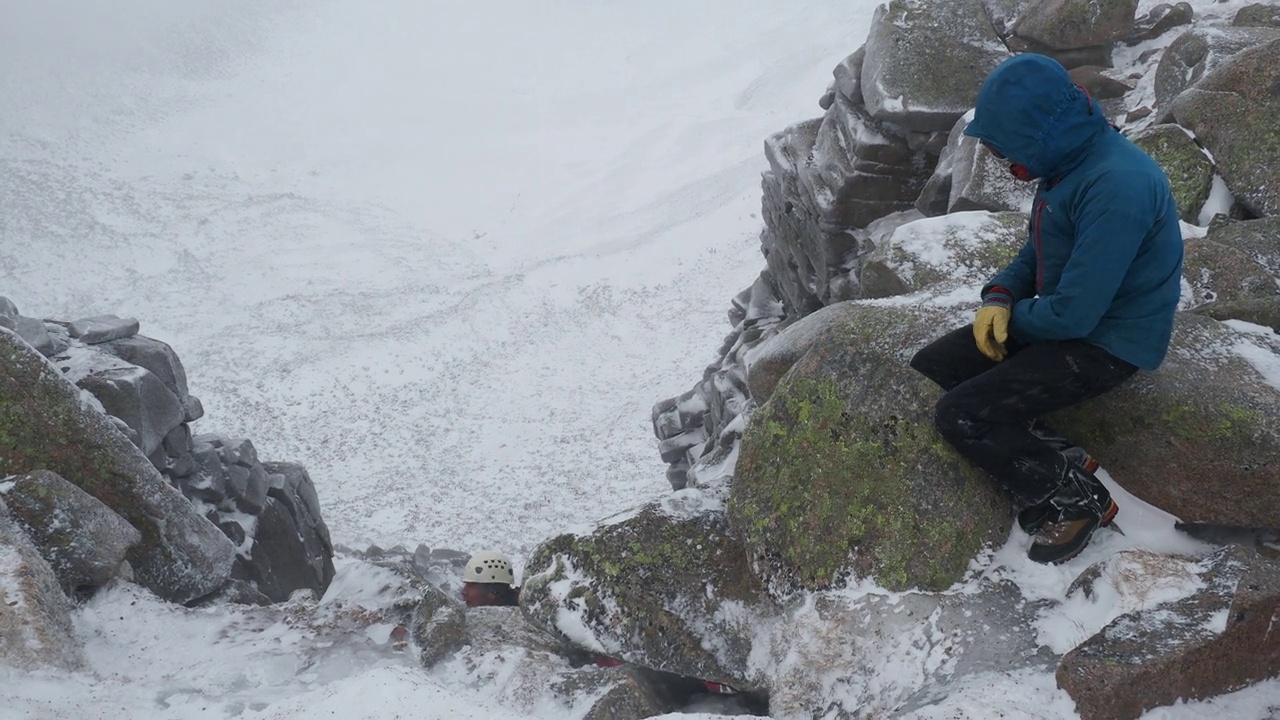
top-left (982, 286), bottom-right (1014, 308)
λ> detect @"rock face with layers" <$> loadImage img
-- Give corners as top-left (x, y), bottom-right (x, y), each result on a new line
top-left (0, 330), bottom-right (234, 603)
top-left (730, 303), bottom-right (1010, 594)
top-left (1058, 546), bottom-right (1280, 720)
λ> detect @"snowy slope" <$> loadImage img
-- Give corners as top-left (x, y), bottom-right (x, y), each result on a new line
top-left (4, 0), bottom-right (1280, 718)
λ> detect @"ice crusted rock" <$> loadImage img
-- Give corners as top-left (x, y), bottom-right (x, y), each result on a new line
top-left (2, 469), bottom-right (140, 594)
top-left (0, 330), bottom-right (234, 603)
top-left (861, 0), bottom-right (1010, 133)
top-left (0, 499), bottom-right (85, 671)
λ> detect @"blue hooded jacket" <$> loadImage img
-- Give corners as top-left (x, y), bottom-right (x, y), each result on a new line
top-left (964, 54), bottom-right (1184, 371)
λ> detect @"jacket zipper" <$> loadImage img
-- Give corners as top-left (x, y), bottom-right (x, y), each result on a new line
top-left (1033, 199), bottom-right (1047, 293)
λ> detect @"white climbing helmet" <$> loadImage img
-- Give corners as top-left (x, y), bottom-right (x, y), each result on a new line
top-left (463, 550), bottom-right (515, 585)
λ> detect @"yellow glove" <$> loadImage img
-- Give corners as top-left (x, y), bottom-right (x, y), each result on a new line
top-left (974, 305), bottom-right (1011, 361)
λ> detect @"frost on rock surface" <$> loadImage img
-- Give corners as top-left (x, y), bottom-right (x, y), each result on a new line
top-left (1153, 25), bottom-right (1280, 115)
top-left (1, 469), bottom-right (140, 594)
top-left (0, 498), bottom-right (84, 671)
top-left (861, 0), bottom-right (1010, 133)
top-left (1171, 37), bottom-right (1280, 218)
top-left (1058, 545), bottom-right (1280, 720)
top-left (519, 501), bottom-right (776, 690)
top-left (0, 329), bottom-right (234, 604)
top-left (860, 210), bottom-right (1027, 299)
top-left (1046, 312), bottom-right (1280, 527)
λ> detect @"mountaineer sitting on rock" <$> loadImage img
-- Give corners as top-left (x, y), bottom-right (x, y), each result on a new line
top-left (910, 53), bottom-right (1184, 565)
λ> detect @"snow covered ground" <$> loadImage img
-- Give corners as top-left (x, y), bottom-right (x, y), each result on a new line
top-left (3, 0), bottom-right (1280, 718)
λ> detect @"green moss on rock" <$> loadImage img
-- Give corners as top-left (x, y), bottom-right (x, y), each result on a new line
top-left (1131, 124), bottom-right (1214, 223)
top-left (520, 503), bottom-right (771, 688)
top-left (729, 304), bottom-right (1010, 593)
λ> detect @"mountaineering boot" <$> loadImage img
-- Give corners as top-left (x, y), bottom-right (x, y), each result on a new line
top-left (1017, 451), bottom-right (1100, 534)
top-left (1027, 460), bottom-right (1116, 565)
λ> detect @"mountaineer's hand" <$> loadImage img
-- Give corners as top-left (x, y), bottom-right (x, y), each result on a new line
top-left (974, 287), bottom-right (1013, 361)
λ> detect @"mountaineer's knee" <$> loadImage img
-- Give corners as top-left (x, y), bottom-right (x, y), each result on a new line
top-left (933, 393), bottom-right (985, 444)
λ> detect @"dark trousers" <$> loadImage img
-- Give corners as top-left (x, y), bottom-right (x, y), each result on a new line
top-left (910, 325), bottom-right (1138, 507)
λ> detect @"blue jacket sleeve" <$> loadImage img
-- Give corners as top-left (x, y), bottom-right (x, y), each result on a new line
top-left (1011, 171), bottom-right (1154, 342)
top-left (982, 235), bottom-right (1037, 301)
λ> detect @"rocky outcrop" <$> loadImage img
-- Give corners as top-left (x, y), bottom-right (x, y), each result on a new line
top-left (730, 303), bottom-right (1010, 593)
top-left (0, 306), bottom-right (336, 605)
top-left (0, 329), bottom-right (234, 603)
top-left (1, 469), bottom-right (140, 594)
top-left (1009, 0), bottom-right (1139, 68)
top-left (939, 115), bottom-right (1037, 215)
top-left (1058, 546), bottom-right (1280, 720)
top-left (0, 499), bottom-right (84, 671)
top-left (1172, 38), bottom-right (1280, 218)
top-left (521, 499), bottom-right (775, 688)
top-left (861, 0), bottom-right (1009, 133)
top-left (1234, 3), bottom-right (1280, 29)
top-left (1123, 2), bottom-right (1194, 45)
top-left (410, 582), bottom-right (467, 669)
top-left (1154, 26), bottom-right (1280, 116)
top-left (1129, 124), bottom-right (1213, 223)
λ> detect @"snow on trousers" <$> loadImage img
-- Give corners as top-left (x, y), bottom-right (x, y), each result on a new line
top-left (910, 325), bottom-right (1138, 509)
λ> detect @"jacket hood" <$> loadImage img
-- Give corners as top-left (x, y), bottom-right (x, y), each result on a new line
top-left (963, 54), bottom-right (1108, 179)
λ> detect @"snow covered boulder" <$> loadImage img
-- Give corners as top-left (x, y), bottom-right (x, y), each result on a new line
top-left (943, 116), bottom-right (1037, 215)
top-left (800, 95), bottom-right (936, 231)
top-left (1129, 124), bottom-right (1213, 224)
top-left (1057, 545), bottom-right (1280, 720)
top-left (1154, 26), bottom-right (1280, 115)
top-left (1181, 237), bottom-right (1279, 308)
top-left (2, 469), bottom-right (140, 595)
top-left (67, 314), bottom-right (140, 345)
top-left (1172, 37), bottom-right (1280, 218)
top-left (1008, 0), bottom-right (1138, 68)
top-left (99, 334), bottom-right (203, 422)
top-left (1045, 312), bottom-right (1280, 528)
top-left (1194, 296), bottom-right (1280, 335)
top-left (1122, 2), bottom-right (1194, 46)
top-left (766, 578), bottom-right (1053, 717)
top-left (0, 499), bottom-right (84, 671)
top-left (411, 582), bottom-right (466, 668)
top-left (520, 499), bottom-right (775, 690)
top-left (58, 345), bottom-right (186, 459)
top-left (860, 211), bottom-right (1027, 299)
top-left (454, 605), bottom-right (690, 720)
top-left (761, 119), bottom-right (856, 314)
top-left (1205, 217), bottom-right (1280, 276)
top-left (861, 0), bottom-right (1010, 133)
top-left (730, 303), bottom-right (1010, 593)
top-left (1234, 3), bottom-right (1280, 29)
top-left (0, 329), bottom-right (235, 603)
top-left (1012, 0), bottom-right (1138, 49)
top-left (229, 461), bottom-right (336, 603)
